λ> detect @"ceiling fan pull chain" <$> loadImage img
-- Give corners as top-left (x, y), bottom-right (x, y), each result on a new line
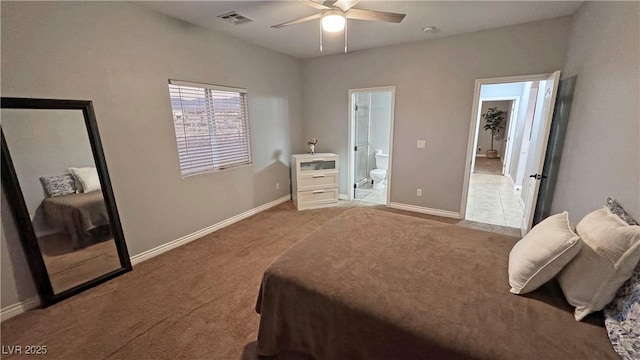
top-left (344, 19), bottom-right (348, 53)
top-left (319, 20), bottom-right (323, 52)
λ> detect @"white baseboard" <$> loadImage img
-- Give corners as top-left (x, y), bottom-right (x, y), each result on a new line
top-left (1, 195), bottom-right (292, 322)
top-left (338, 194), bottom-right (349, 200)
top-left (130, 195), bottom-right (291, 265)
top-left (1, 296), bottom-right (40, 322)
top-left (388, 202), bottom-right (462, 219)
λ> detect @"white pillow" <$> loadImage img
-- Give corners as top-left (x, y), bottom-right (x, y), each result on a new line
top-left (69, 167), bottom-right (101, 193)
top-left (557, 207), bottom-right (640, 321)
top-left (508, 211), bottom-right (582, 294)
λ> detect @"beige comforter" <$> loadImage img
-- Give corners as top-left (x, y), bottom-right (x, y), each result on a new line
top-left (42, 191), bottom-right (109, 249)
top-left (255, 208), bottom-right (617, 360)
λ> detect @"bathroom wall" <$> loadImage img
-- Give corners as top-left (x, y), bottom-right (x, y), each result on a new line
top-left (368, 91), bottom-right (393, 175)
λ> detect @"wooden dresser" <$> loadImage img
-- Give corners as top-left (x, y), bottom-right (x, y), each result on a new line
top-left (291, 153), bottom-right (339, 210)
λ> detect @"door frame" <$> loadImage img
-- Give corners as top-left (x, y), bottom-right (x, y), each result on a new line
top-left (461, 73), bottom-right (551, 219)
top-left (473, 96), bottom-right (520, 177)
top-left (347, 86), bottom-right (396, 204)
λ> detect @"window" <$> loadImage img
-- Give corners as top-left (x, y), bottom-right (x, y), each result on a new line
top-left (168, 80), bottom-right (252, 177)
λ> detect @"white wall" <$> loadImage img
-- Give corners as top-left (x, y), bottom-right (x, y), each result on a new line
top-left (303, 17), bottom-right (570, 212)
top-left (508, 81), bottom-right (534, 184)
top-left (551, 2), bottom-right (640, 222)
top-left (2, 109), bottom-right (95, 218)
top-left (1, 1), bottom-right (304, 308)
top-left (479, 82), bottom-right (525, 99)
top-left (1, 191), bottom-right (39, 308)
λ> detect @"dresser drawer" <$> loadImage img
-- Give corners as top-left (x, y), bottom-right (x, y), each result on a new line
top-left (291, 153), bottom-right (339, 211)
top-left (297, 188), bottom-right (338, 209)
top-left (298, 172), bottom-right (338, 190)
top-left (298, 158), bottom-right (337, 172)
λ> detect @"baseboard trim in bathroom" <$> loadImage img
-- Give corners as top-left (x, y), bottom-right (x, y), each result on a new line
top-left (338, 194), bottom-right (349, 200)
top-left (389, 202), bottom-right (462, 219)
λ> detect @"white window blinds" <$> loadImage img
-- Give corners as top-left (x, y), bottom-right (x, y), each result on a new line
top-left (168, 80), bottom-right (252, 177)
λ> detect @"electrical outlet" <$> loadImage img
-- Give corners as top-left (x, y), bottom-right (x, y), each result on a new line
top-left (417, 140), bottom-right (426, 149)
top-left (417, 189), bottom-right (422, 197)
top-left (276, 183), bottom-right (280, 190)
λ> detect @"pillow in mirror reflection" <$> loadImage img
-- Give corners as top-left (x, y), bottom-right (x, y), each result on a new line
top-left (69, 167), bottom-right (101, 193)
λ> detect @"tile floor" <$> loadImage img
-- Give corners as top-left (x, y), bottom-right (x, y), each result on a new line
top-left (356, 181), bottom-right (387, 205)
top-left (465, 173), bottom-right (523, 228)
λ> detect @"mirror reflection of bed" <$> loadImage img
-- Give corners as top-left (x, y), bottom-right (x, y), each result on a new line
top-left (2, 108), bottom-right (122, 294)
top-left (35, 192), bottom-right (121, 293)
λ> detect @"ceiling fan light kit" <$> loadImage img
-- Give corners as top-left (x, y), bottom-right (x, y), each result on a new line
top-left (321, 10), bottom-right (346, 32)
top-left (272, 0), bottom-right (406, 54)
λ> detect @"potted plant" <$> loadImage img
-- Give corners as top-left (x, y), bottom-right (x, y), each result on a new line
top-left (482, 107), bottom-right (506, 159)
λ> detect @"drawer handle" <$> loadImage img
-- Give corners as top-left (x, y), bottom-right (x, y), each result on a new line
top-left (312, 174), bottom-right (325, 178)
top-left (312, 190), bottom-right (325, 194)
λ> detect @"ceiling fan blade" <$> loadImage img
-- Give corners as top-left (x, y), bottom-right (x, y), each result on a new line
top-left (345, 8), bottom-right (406, 23)
top-left (332, 0), bottom-right (361, 12)
top-left (271, 13), bottom-right (322, 28)
top-left (298, 0), bottom-right (331, 10)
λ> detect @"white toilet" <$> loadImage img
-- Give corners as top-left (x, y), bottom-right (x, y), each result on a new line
top-left (370, 149), bottom-right (389, 190)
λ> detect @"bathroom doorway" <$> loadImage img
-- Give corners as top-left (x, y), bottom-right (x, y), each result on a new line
top-left (347, 86), bottom-right (395, 205)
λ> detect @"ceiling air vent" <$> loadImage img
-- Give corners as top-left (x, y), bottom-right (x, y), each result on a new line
top-left (217, 11), bottom-right (255, 26)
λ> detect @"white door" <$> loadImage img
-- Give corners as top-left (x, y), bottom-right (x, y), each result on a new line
top-left (502, 100), bottom-right (517, 175)
top-left (521, 71), bottom-right (561, 236)
top-left (354, 93), bottom-right (371, 187)
top-left (515, 84), bottom-right (540, 188)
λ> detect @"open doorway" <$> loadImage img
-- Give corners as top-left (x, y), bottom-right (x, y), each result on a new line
top-left (474, 98), bottom-right (518, 176)
top-left (468, 94), bottom-right (524, 229)
top-left (348, 86), bottom-right (395, 205)
top-left (462, 72), bottom-right (560, 234)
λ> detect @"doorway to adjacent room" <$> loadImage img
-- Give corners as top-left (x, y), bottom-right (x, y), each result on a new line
top-left (463, 72), bottom-right (561, 235)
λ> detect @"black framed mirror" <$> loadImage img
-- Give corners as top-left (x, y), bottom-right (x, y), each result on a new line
top-left (1, 97), bottom-right (131, 306)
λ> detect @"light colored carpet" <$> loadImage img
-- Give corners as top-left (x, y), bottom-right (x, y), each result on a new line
top-left (0, 201), bottom-right (514, 360)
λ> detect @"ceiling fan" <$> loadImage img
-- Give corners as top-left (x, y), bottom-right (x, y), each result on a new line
top-left (271, 0), bottom-right (406, 53)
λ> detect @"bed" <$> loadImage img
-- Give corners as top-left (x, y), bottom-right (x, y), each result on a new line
top-left (255, 208), bottom-right (619, 359)
top-left (41, 190), bottom-right (110, 249)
